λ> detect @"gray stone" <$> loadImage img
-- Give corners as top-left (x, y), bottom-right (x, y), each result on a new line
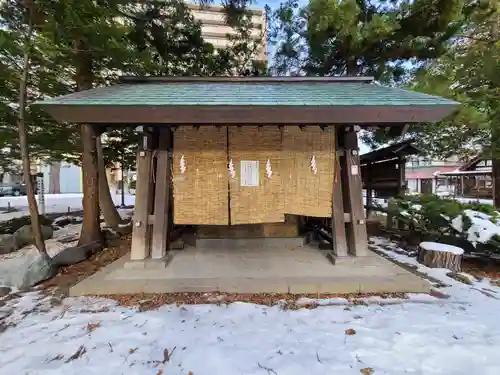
top-left (446, 272), bottom-right (476, 285)
top-left (115, 223), bottom-right (132, 235)
top-left (0, 234), bottom-right (19, 254)
top-left (102, 228), bottom-right (120, 241)
top-left (0, 252), bottom-right (56, 289)
top-left (57, 233), bottom-right (80, 244)
top-left (53, 215), bottom-right (83, 227)
top-left (0, 286), bottom-right (11, 297)
top-left (51, 242), bottom-right (102, 267)
top-left (14, 225), bottom-right (54, 247)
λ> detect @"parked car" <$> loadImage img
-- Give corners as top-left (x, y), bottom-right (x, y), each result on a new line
top-left (0, 182), bottom-right (28, 197)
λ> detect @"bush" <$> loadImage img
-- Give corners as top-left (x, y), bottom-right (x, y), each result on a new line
top-left (392, 194), bottom-right (500, 254)
top-left (128, 180), bottom-right (136, 190)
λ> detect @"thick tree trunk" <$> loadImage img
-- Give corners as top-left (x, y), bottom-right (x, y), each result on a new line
top-left (491, 92), bottom-right (500, 207)
top-left (96, 136), bottom-right (124, 227)
top-left (75, 38), bottom-right (103, 247)
top-left (417, 242), bottom-right (463, 273)
top-left (493, 157), bottom-right (500, 208)
top-left (491, 122), bottom-right (500, 207)
top-left (78, 123), bottom-right (103, 246)
top-left (490, 11), bottom-right (500, 208)
top-left (17, 11), bottom-right (47, 255)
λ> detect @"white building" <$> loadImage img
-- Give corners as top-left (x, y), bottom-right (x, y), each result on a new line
top-left (405, 155), bottom-right (462, 195)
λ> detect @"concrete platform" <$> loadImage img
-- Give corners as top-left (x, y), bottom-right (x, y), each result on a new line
top-left (69, 245), bottom-right (431, 296)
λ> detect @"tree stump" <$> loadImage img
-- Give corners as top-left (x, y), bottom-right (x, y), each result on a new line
top-left (417, 241), bottom-right (464, 273)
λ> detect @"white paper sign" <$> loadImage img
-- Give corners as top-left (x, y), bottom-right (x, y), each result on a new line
top-left (351, 165), bottom-right (359, 175)
top-left (240, 160), bottom-right (259, 187)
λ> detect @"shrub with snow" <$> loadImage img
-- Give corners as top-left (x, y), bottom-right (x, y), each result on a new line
top-left (392, 194), bottom-right (500, 254)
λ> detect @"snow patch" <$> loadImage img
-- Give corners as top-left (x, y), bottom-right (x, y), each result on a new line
top-left (419, 241), bottom-right (464, 255)
top-left (452, 209), bottom-right (500, 245)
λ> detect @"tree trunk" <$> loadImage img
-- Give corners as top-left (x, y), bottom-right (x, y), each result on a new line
top-left (490, 8), bottom-right (500, 208)
top-left (492, 156), bottom-right (500, 208)
top-left (97, 136), bottom-right (124, 227)
top-left (417, 242), bottom-right (463, 273)
top-left (75, 37), bottom-right (103, 247)
top-left (491, 116), bottom-right (500, 207)
top-left (17, 6), bottom-right (47, 255)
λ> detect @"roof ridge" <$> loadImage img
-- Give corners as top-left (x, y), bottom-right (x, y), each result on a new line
top-left (118, 76), bottom-right (375, 84)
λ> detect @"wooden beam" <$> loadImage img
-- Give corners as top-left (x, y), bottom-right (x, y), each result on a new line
top-left (331, 144), bottom-right (348, 257)
top-left (151, 128), bottom-right (173, 259)
top-left (339, 128), bottom-right (369, 256)
top-left (130, 149), bottom-right (154, 260)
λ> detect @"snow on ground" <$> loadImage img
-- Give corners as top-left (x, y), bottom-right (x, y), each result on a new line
top-left (2, 239), bottom-right (500, 374)
top-left (0, 193), bottom-right (135, 221)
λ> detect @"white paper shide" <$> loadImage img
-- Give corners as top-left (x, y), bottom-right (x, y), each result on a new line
top-left (266, 159), bottom-right (272, 179)
top-left (179, 155), bottom-right (186, 174)
top-left (310, 155), bottom-right (318, 174)
top-left (228, 159), bottom-right (236, 179)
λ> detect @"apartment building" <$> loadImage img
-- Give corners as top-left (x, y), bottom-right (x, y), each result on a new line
top-left (188, 3), bottom-right (268, 62)
top-left (405, 155), bottom-right (462, 195)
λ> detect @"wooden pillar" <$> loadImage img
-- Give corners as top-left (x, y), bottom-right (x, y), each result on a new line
top-left (331, 130), bottom-right (348, 257)
top-left (151, 127), bottom-right (173, 259)
top-left (365, 162), bottom-right (373, 218)
top-left (397, 156), bottom-right (406, 196)
top-left (130, 133), bottom-right (155, 261)
top-left (339, 127), bottom-right (369, 256)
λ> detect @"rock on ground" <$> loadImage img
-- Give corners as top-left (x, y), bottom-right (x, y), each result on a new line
top-left (14, 225), bottom-right (54, 247)
top-left (51, 242), bottom-right (102, 267)
top-left (0, 286), bottom-right (11, 297)
top-left (0, 251), bottom-right (56, 289)
top-left (0, 234), bottom-right (19, 254)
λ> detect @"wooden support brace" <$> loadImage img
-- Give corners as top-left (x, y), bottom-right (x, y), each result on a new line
top-left (339, 129), bottom-right (369, 256)
top-left (331, 147), bottom-right (348, 257)
top-left (151, 128), bottom-right (173, 259)
top-left (130, 149), bottom-right (154, 260)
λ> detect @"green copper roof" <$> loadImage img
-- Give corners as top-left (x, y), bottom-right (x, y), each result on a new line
top-left (36, 80), bottom-right (458, 107)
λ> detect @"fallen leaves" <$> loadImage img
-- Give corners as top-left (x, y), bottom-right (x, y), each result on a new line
top-left (107, 291), bottom-right (410, 311)
top-left (163, 347), bottom-right (176, 363)
top-left (345, 328), bottom-right (356, 335)
top-left (360, 367), bottom-right (374, 375)
top-left (86, 321), bottom-right (100, 333)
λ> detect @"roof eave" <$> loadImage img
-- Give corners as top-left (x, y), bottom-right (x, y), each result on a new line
top-left (38, 103), bottom-right (459, 125)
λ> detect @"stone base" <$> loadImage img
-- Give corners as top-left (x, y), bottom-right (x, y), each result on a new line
top-left (195, 237), bottom-right (307, 249)
top-left (123, 253), bottom-right (173, 269)
top-left (70, 245), bottom-right (431, 296)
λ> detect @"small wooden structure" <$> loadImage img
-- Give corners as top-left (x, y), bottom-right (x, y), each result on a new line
top-left (37, 76), bottom-right (458, 264)
top-left (437, 156), bottom-right (492, 199)
top-left (360, 139), bottom-right (422, 210)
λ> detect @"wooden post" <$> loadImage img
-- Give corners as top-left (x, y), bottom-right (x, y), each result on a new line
top-left (396, 156), bottom-right (406, 230)
top-left (130, 137), bottom-right (154, 260)
top-left (151, 127), bottom-right (173, 259)
top-left (365, 162), bottom-right (373, 218)
top-left (331, 134), bottom-right (348, 257)
top-left (397, 156), bottom-right (406, 197)
top-left (339, 127), bottom-right (369, 256)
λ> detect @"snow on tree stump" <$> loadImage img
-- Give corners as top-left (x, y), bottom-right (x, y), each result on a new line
top-left (417, 241), bottom-right (464, 273)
